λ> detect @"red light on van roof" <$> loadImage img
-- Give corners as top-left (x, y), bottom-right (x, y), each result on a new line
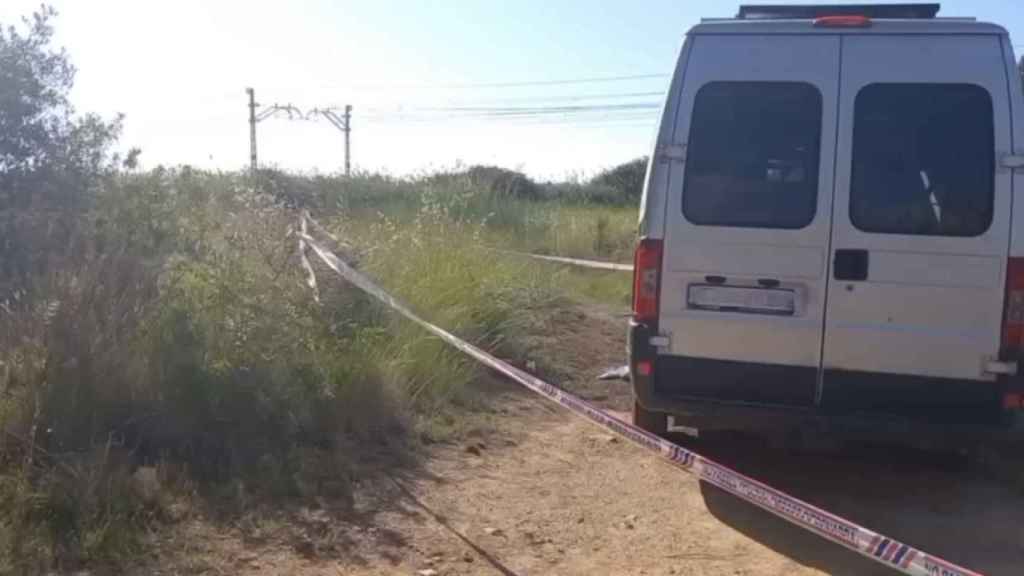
top-left (814, 15), bottom-right (872, 28)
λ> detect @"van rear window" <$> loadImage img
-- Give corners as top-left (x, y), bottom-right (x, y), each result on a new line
top-left (850, 83), bottom-right (994, 237)
top-left (682, 82), bottom-right (822, 229)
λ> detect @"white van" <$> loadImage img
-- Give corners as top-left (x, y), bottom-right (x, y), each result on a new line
top-left (630, 4), bottom-right (1024, 443)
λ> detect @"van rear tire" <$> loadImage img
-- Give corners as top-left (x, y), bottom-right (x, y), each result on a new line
top-left (633, 400), bottom-right (668, 436)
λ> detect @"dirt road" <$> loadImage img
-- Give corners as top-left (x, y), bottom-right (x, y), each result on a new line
top-left (141, 306), bottom-right (1023, 575)
top-left (144, 388), bottom-right (1023, 575)
top-left (331, 398), bottom-right (886, 576)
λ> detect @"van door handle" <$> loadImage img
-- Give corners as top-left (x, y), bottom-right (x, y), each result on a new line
top-left (834, 249), bottom-right (869, 281)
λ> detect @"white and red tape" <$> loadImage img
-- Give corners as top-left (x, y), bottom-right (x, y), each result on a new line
top-left (299, 220), bottom-right (982, 576)
top-left (498, 249), bottom-right (634, 271)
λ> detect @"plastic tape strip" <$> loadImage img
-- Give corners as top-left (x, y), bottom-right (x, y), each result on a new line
top-left (299, 229), bottom-right (982, 576)
top-left (496, 249), bottom-right (633, 271)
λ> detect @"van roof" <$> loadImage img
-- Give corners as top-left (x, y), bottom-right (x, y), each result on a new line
top-left (737, 4), bottom-right (941, 20)
top-left (693, 3), bottom-right (1006, 36)
top-left (690, 18), bottom-right (1006, 36)
top-left (737, 3), bottom-right (942, 19)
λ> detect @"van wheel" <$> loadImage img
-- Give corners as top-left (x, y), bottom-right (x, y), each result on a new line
top-left (633, 400), bottom-right (668, 436)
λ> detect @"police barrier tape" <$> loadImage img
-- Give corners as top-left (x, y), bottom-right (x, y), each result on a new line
top-left (499, 250), bottom-right (634, 271)
top-left (298, 223), bottom-right (982, 576)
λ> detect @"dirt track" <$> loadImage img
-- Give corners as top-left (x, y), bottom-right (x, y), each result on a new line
top-left (333, 398), bottom-right (883, 576)
top-left (141, 306), bottom-right (1024, 575)
top-left (144, 389), bottom-right (1023, 575)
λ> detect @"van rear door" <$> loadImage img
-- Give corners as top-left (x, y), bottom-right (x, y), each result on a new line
top-left (822, 35), bottom-right (1013, 417)
top-left (656, 34), bottom-right (839, 407)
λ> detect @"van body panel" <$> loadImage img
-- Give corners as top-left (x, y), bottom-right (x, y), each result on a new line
top-left (657, 33), bottom-right (840, 403)
top-left (864, 251), bottom-right (1001, 289)
top-left (668, 243), bottom-right (825, 279)
top-left (822, 34), bottom-right (1012, 386)
top-left (638, 39), bottom-right (692, 240)
top-left (1000, 37), bottom-right (1024, 258)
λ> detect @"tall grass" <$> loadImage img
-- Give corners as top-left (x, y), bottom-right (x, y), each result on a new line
top-left (2, 167), bottom-right (625, 570)
top-left (262, 167), bottom-right (638, 262)
top-left (320, 171), bottom-right (637, 308)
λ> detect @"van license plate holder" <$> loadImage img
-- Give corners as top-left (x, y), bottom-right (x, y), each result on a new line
top-left (687, 284), bottom-right (796, 316)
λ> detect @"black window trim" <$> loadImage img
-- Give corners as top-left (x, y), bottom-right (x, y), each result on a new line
top-left (848, 81), bottom-right (995, 238)
top-left (681, 80), bottom-right (825, 231)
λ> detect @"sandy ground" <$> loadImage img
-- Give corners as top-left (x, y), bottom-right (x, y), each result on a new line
top-left (138, 306), bottom-right (1024, 576)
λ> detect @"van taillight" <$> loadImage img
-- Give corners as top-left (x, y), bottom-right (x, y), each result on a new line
top-left (1001, 258), bottom-right (1024, 352)
top-left (632, 238), bottom-right (663, 325)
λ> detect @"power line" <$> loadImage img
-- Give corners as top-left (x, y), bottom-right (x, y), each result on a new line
top-left (421, 73), bottom-right (669, 88)
top-left (361, 102), bottom-right (661, 123)
top-left (404, 102), bottom-right (660, 115)
top-left (360, 110), bottom-right (659, 126)
top-left (364, 114), bottom-right (659, 129)
top-left (428, 90), bottom-right (665, 105)
top-left (251, 98), bottom-right (661, 125)
top-left (248, 86), bottom-right (662, 170)
top-left (343, 90), bottom-right (665, 112)
top-left (319, 72), bottom-right (669, 91)
top-left (471, 114), bottom-right (658, 127)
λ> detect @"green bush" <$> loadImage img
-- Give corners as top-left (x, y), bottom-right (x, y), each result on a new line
top-left (463, 165), bottom-right (540, 200)
top-left (589, 157), bottom-right (649, 204)
top-left (1, 168), bottom-right (400, 567)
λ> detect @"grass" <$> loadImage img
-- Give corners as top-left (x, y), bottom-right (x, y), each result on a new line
top-left (555, 267), bottom-right (632, 309)
top-left (0, 167), bottom-right (637, 571)
top-left (327, 172), bottom-right (638, 263)
top-left (323, 172), bottom-right (636, 309)
top-left (479, 203), bottom-right (636, 262)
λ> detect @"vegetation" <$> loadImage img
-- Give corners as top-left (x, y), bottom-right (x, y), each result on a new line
top-left (591, 156), bottom-right (648, 204)
top-left (0, 8), bottom-right (638, 571)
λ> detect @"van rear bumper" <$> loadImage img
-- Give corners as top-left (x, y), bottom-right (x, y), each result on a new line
top-left (640, 393), bottom-right (1024, 449)
top-left (629, 321), bottom-right (1024, 445)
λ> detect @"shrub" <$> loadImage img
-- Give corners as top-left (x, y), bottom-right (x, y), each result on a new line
top-left (465, 165), bottom-right (540, 200)
top-left (421, 165), bottom-right (540, 201)
top-left (0, 160), bottom-right (577, 568)
top-left (589, 157), bottom-right (649, 204)
top-left (0, 6), bottom-right (122, 296)
top-left (0, 168), bottom-right (410, 567)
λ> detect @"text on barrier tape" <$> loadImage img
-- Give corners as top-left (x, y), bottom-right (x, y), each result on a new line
top-left (298, 221), bottom-right (981, 576)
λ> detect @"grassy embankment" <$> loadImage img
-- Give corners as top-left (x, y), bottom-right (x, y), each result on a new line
top-left (0, 167), bottom-right (637, 571)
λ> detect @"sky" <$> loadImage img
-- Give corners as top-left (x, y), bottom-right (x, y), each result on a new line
top-left (1, 1), bottom-right (1022, 179)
